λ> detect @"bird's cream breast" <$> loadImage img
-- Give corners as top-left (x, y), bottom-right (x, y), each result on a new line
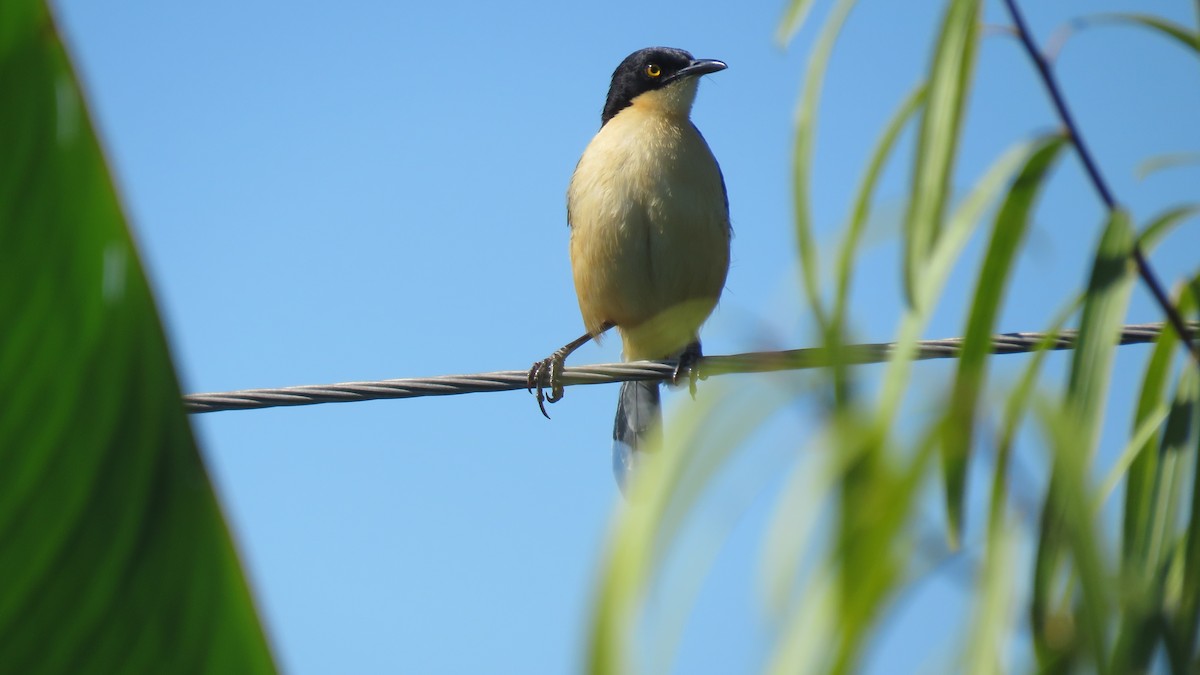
top-left (568, 104), bottom-right (730, 360)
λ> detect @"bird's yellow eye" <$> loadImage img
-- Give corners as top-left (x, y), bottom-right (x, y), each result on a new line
top-left (646, 64), bottom-right (662, 77)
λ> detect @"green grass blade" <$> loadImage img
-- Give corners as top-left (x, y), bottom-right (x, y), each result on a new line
top-left (1033, 210), bottom-right (1137, 672)
top-left (868, 148), bottom-right (1041, 638)
top-left (1098, 404), bottom-right (1171, 509)
top-left (765, 566), bottom-right (840, 675)
top-left (963, 508), bottom-right (1019, 675)
top-left (1112, 365), bottom-right (1198, 672)
top-left (1137, 203), bottom-right (1200, 251)
top-left (992, 299), bottom-right (1080, 530)
top-left (760, 414), bottom-right (872, 674)
top-left (1181, 294), bottom-right (1200, 660)
top-left (759, 434), bottom-right (835, 624)
top-left (1123, 284), bottom-right (1194, 568)
top-left (941, 133), bottom-right (1067, 545)
top-left (1136, 153), bottom-right (1200, 181)
top-left (1066, 210), bottom-right (1137, 450)
top-left (831, 82), bottom-right (928, 331)
top-left (587, 382), bottom-right (786, 675)
top-left (0, 5), bottom-right (274, 672)
top-left (824, 81), bottom-right (926, 403)
top-left (1035, 402), bottom-right (1118, 675)
top-left (988, 301), bottom-right (1075, 671)
top-left (863, 143), bottom-right (1038, 650)
top-left (776, 0), bottom-right (820, 47)
top-left (982, 301), bottom-right (1079, 671)
top-left (879, 139), bottom-right (1043, 427)
top-left (1031, 489), bottom-right (1079, 669)
top-left (902, 0), bottom-right (981, 308)
top-left (831, 427), bottom-right (939, 675)
top-left (1087, 13), bottom-right (1200, 56)
top-left (1150, 368), bottom-right (1197, 598)
top-left (793, 0), bottom-right (861, 333)
top-left (1155, 278), bottom-right (1199, 669)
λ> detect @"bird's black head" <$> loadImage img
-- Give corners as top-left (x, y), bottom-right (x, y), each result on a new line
top-left (600, 47), bottom-right (727, 126)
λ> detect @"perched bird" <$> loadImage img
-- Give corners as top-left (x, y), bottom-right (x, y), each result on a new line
top-left (529, 46), bottom-right (731, 491)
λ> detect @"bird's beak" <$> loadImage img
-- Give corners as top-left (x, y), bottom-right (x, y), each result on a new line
top-left (669, 58), bottom-right (727, 83)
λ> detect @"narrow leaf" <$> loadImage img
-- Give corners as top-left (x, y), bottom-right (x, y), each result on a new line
top-left (588, 383), bottom-right (786, 675)
top-left (831, 427), bottom-right (940, 674)
top-left (1137, 203), bottom-right (1200, 252)
top-left (1136, 152), bottom-right (1200, 181)
top-left (1098, 404), bottom-right (1170, 509)
top-left (792, 0), bottom-right (861, 333)
top-left (880, 138), bottom-right (1043, 427)
top-left (1124, 284), bottom-right (1194, 567)
top-left (1088, 13), bottom-right (1200, 57)
top-left (1181, 312), bottom-right (1200, 660)
top-left (990, 302), bottom-right (1079, 669)
top-left (1033, 210), bottom-right (1137, 671)
top-left (1066, 210), bottom-right (1137, 447)
top-left (941, 133), bottom-right (1067, 545)
top-left (776, 0), bottom-right (821, 47)
top-left (992, 298), bottom-right (1080, 532)
top-left (902, 0), bottom-right (981, 307)
top-left (1035, 403), bottom-right (1118, 675)
top-left (1112, 366), bottom-right (1198, 673)
top-left (964, 509), bottom-right (1019, 675)
top-left (832, 82), bottom-right (928, 330)
top-left (826, 81), bottom-right (926, 404)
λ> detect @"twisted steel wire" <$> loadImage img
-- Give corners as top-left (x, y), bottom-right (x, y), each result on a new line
top-left (182, 322), bottom-right (1194, 414)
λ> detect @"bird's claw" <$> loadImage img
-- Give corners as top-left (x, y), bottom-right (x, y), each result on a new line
top-left (671, 343), bottom-right (704, 400)
top-left (527, 353), bottom-right (566, 419)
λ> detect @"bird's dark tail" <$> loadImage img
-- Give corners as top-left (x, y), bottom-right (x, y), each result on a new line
top-left (612, 379), bottom-right (662, 494)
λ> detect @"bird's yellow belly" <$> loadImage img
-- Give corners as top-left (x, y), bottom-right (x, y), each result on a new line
top-left (568, 112), bottom-right (729, 361)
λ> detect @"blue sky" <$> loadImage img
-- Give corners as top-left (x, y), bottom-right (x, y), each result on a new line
top-left (55, 0), bottom-right (1198, 672)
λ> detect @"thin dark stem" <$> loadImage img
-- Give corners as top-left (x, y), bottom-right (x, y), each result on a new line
top-left (1001, 0), bottom-right (1199, 363)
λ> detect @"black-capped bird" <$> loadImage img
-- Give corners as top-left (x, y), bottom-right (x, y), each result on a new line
top-left (529, 47), bottom-right (731, 491)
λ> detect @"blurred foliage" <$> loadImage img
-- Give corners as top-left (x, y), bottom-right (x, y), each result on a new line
top-left (589, 1), bottom-right (1200, 673)
top-left (0, 3), bottom-right (274, 673)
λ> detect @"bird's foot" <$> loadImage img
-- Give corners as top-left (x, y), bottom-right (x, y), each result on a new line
top-left (527, 350), bottom-right (567, 419)
top-left (526, 328), bottom-right (607, 419)
top-left (671, 341), bottom-right (704, 399)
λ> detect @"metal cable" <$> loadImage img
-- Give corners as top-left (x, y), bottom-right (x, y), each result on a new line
top-left (183, 322), bottom-right (1195, 414)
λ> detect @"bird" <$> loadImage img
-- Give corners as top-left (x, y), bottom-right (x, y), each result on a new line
top-left (528, 47), bottom-right (731, 491)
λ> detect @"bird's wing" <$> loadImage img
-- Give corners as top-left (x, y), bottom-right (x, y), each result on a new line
top-left (691, 121), bottom-right (731, 237)
top-left (567, 157), bottom-right (587, 229)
